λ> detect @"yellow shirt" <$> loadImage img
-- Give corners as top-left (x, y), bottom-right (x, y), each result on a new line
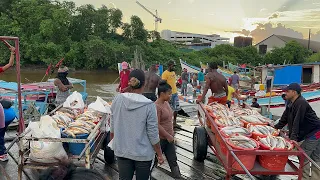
top-left (227, 86), bottom-right (235, 101)
top-left (162, 70), bottom-right (177, 94)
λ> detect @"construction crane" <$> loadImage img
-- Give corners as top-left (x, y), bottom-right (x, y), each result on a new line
top-left (136, 1), bottom-right (162, 32)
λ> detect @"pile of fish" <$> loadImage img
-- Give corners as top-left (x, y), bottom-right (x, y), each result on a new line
top-left (248, 125), bottom-right (278, 136)
top-left (221, 126), bottom-right (250, 136)
top-left (63, 120), bottom-right (96, 138)
top-left (259, 136), bottom-right (293, 150)
top-left (228, 135), bottom-right (258, 149)
top-left (52, 114), bottom-right (73, 128)
top-left (76, 110), bottom-right (101, 123)
top-left (54, 107), bottom-right (81, 120)
top-left (241, 115), bottom-right (270, 124)
top-left (216, 117), bottom-right (243, 127)
top-left (61, 110), bottom-right (102, 137)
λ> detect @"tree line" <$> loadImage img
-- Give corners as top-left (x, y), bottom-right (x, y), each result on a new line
top-left (0, 0), bottom-right (318, 71)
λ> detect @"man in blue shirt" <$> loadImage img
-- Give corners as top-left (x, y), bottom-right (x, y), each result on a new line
top-left (198, 69), bottom-right (205, 91)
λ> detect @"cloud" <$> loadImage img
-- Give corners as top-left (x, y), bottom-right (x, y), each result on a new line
top-left (265, 9), bottom-right (320, 22)
top-left (226, 29), bottom-right (250, 36)
top-left (268, 13), bottom-right (280, 20)
top-left (234, 23), bottom-right (304, 43)
top-left (188, 0), bottom-right (195, 3)
top-left (311, 31), bottom-right (320, 42)
top-left (168, 1), bottom-right (171, 5)
top-left (260, 8), bottom-right (268, 12)
top-left (208, 13), bottom-right (215, 16)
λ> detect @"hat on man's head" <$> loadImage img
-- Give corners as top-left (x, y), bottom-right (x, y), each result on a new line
top-left (285, 83), bottom-right (302, 94)
top-left (121, 61), bottom-right (128, 70)
top-left (58, 66), bottom-right (68, 73)
top-left (167, 60), bottom-right (176, 66)
top-left (129, 69), bottom-right (145, 89)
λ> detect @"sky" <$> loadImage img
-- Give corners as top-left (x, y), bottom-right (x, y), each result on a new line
top-left (71, 0), bottom-right (320, 43)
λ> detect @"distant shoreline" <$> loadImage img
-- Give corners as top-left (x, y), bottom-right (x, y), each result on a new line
top-left (5, 65), bottom-right (118, 73)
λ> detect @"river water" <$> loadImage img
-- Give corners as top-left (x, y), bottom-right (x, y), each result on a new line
top-left (1, 69), bottom-right (120, 102)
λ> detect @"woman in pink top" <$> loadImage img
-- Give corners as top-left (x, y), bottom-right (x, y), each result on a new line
top-left (0, 46), bottom-right (15, 161)
top-left (155, 80), bottom-right (181, 179)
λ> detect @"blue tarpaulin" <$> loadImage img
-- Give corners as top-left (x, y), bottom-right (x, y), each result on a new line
top-left (273, 65), bottom-right (302, 85)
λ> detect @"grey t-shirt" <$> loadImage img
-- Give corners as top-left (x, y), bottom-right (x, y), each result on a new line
top-left (181, 72), bottom-right (188, 82)
top-left (231, 74), bottom-right (239, 85)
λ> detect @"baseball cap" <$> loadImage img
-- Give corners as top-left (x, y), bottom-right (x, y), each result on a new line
top-left (284, 83), bottom-right (302, 93)
top-left (167, 60), bottom-right (176, 66)
top-left (121, 61), bottom-right (128, 70)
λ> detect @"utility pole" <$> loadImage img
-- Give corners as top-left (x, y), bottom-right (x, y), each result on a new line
top-left (308, 29), bottom-right (311, 50)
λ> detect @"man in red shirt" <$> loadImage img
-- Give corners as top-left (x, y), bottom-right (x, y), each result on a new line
top-left (0, 46), bottom-right (15, 73)
top-left (116, 61), bottom-right (131, 93)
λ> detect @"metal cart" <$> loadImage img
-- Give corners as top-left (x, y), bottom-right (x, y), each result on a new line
top-left (193, 103), bottom-right (320, 180)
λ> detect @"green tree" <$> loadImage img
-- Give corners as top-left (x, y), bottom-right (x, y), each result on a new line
top-left (192, 37), bottom-right (201, 43)
top-left (130, 15), bottom-right (148, 42)
top-left (306, 52), bottom-right (320, 63)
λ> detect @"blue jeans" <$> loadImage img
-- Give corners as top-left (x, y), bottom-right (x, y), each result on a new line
top-left (0, 120), bottom-right (14, 155)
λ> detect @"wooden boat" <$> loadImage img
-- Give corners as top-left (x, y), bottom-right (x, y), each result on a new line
top-left (245, 89), bottom-right (320, 108)
top-left (0, 78), bottom-right (88, 117)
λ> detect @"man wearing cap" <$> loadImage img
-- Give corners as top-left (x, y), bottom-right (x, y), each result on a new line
top-left (143, 64), bottom-right (160, 102)
top-left (54, 66), bottom-right (73, 105)
top-left (117, 61), bottom-right (130, 93)
top-left (274, 83), bottom-right (320, 179)
top-left (162, 60), bottom-right (180, 128)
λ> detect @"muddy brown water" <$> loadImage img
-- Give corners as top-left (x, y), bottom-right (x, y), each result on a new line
top-left (1, 69), bottom-right (119, 102)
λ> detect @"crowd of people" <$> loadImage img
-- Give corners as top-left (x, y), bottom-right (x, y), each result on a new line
top-left (1, 49), bottom-right (320, 180)
top-left (109, 60), bottom-right (182, 179)
top-left (180, 68), bottom-right (205, 96)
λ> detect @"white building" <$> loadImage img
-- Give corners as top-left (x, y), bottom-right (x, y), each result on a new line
top-left (255, 34), bottom-right (320, 54)
top-left (161, 30), bottom-right (230, 48)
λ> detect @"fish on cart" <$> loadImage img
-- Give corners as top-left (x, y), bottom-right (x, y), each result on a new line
top-left (52, 114), bottom-right (73, 128)
top-left (241, 115), bottom-right (270, 124)
top-left (76, 110), bottom-right (101, 123)
top-left (55, 107), bottom-right (81, 119)
top-left (228, 135), bottom-right (258, 149)
top-left (63, 126), bottom-right (91, 138)
top-left (248, 125), bottom-right (279, 136)
top-left (221, 126), bottom-right (250, 136)
top-left (216, 117), bottom-right (243, 127)
top-left (259, 136), bottom-right (293, 150)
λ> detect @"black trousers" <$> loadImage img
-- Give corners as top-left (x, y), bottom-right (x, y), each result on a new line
top-left (160, 139), bottom-right (178, 169)
top-left (117, 157), bottom-right (153, 180)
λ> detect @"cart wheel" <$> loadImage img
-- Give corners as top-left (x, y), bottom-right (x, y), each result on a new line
top-left (193, 126), bottom-right (208, 162)
top-left (104, 132), bottom-right (115, 164)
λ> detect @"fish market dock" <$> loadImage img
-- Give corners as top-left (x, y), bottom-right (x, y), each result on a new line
top-left (1, 119), bottom-right (294, 180)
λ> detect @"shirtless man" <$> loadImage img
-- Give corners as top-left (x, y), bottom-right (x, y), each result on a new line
top-left (143, 65), bottom-right (161, 102)
top-left (197, 62), bottom-right (228, 105)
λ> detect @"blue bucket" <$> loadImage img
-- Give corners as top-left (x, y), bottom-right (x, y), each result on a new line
top-left (61, 131), bottom-right (95, 155)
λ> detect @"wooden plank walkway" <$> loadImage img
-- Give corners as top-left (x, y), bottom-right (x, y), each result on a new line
top-left (1, 122), bottom-right (298, 180)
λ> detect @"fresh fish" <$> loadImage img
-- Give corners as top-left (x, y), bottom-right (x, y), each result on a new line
top-left (260, 138), bottom-right (269, 146)
top-left (221, 127), bottom-right (249, 136)
top-left (228, 135), bottom-right (257, 149)
top-left (241, 115), bottom-right (261, 123)
top-left (260, 136), bottom-right (291, 150)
